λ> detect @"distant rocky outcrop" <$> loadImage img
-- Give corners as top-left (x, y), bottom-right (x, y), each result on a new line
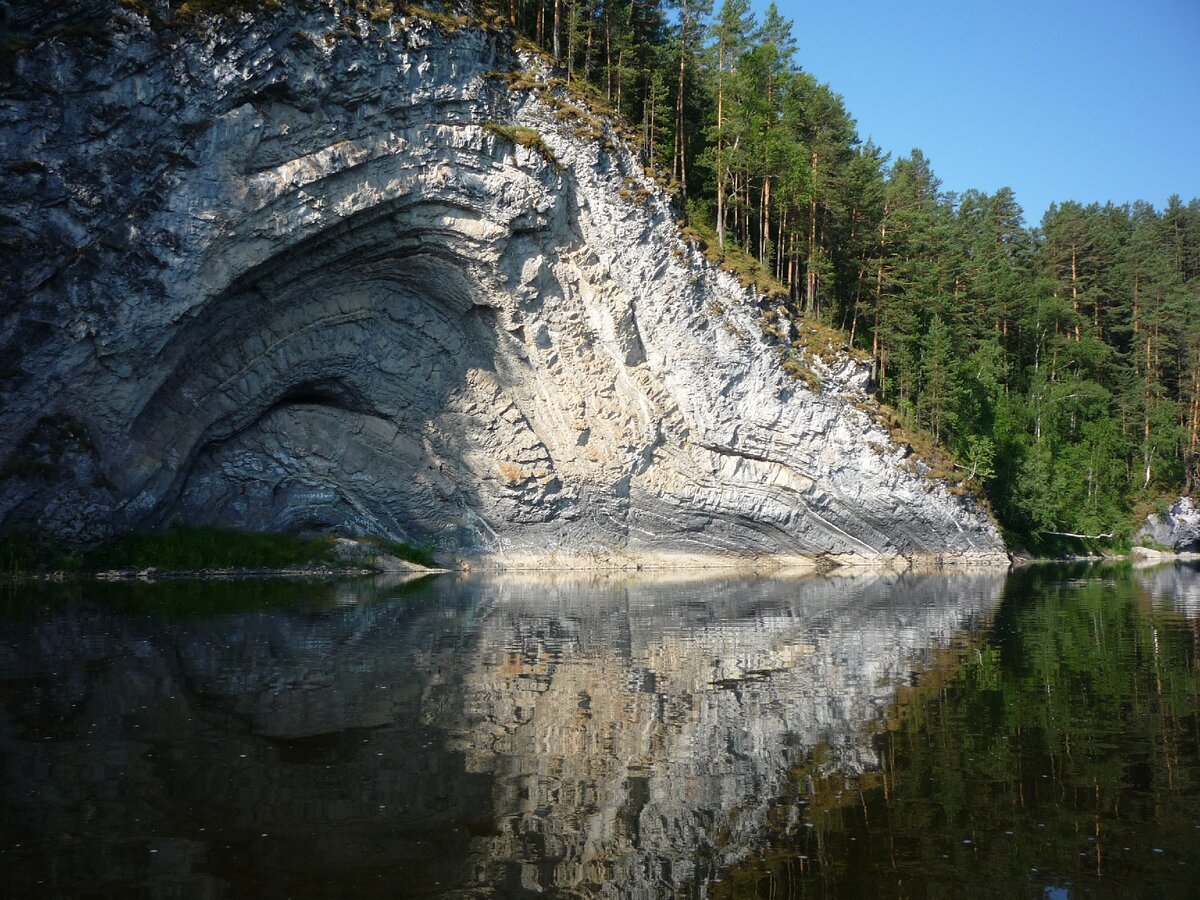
top-left (0, 1), bottom-right (1006, 568)
top-left (1135, 497), bottom-right (1200, 553)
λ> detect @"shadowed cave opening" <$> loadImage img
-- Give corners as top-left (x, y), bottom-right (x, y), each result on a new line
top-left (128, 246), bottom-right (511, 551)
top-left (270, 380), bottom-right (377, 416)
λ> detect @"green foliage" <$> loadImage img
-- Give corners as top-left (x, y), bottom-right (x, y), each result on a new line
top-left (0, 574), bottom-right (438, 618)
top-left (482, 121), bottom-right (559, 167)
top-left (680, 208), bottom-right (786, 298)
top-left (0, 527), bottom-right (444, 576)
top-left (355, 536), bottom-right (439, 568)
top-left (82, 526), bottom-right (339, 571)
top-left (0, 533), bottom-right (40, 577)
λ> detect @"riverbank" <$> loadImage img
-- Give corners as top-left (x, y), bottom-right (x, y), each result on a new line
top-left (1007, 548), bottom-right (1200, 567)
top-left (461, 549), bottom-right (1011, 573)
top-left (11, 564), bottom-right (448, 584)
top-left (0, 528), bottom-right (447, 581)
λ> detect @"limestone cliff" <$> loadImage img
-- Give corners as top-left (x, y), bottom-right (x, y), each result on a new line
top-left (0, 1), bottom-right (1006, 567)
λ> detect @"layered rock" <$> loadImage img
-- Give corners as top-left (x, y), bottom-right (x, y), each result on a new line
top-left (0, 1), bottom-right (1006, 566)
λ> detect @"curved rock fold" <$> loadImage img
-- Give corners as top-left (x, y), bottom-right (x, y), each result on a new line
top-left (0, 2), bottom-right (1006, 567)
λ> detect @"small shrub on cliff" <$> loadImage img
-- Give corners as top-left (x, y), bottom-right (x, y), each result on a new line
top-left (357, 536), bottom-right (438, 568)
top-left (398, 4), bottom-right (474, 31)
top-left (780, 354), bottom-right (821, 394)
top-left (482, 121), bottom-right (558, 168)
top-left (680, 214), bottom-right (787, 301)
top-left (173, 0), bottom-right (284, 24)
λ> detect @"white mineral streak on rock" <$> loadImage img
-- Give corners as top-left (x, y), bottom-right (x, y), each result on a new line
top-left (0, 4), bottom-right (1006, 568)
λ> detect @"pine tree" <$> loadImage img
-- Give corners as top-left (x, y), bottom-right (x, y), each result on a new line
top-left (668, 0), bottom-right (712, 207)
top-left (705, 0), bottom-right (754, 249)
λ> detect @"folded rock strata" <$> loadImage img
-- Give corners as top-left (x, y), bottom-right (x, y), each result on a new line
top-left (0, 1), bottom-right (1006, 567)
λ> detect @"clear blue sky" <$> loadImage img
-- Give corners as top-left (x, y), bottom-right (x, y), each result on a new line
top-left (757, 0), bottom-right (1200, 227)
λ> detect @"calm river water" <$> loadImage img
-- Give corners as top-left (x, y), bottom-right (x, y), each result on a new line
top-left (1, 564), bottom-right (1198, 898)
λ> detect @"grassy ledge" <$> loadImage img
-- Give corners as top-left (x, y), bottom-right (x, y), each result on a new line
top-left (482, 121), bottom-right (559, 168)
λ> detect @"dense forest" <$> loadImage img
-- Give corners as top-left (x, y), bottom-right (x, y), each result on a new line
top-left (484, 0), bottom-right (1200, 550)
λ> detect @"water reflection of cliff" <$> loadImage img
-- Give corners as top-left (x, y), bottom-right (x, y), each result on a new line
top-left (0, 572), bottom-right (1003, 898)
top-left (1136, 560), bottom-right (1200, 616)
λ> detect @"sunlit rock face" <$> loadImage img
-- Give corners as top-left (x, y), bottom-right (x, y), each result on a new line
top-left (0, 1), bottom-right (1005, 566)
top-left (1136, 498), bottom-right (1200, 553)
top-left (0, 572), bottom-right (1005, 896)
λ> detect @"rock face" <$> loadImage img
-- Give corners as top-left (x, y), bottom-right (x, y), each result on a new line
top-left (0, 1), bottom-right (1006, 567)
top-left (1135, 497), bottom-right (1200, 553)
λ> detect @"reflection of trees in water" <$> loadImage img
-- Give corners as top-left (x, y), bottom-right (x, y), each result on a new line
top-left (719, 564), bottom-right (1200, 899)
top-left (0, 571), bottom-right (1004, 898)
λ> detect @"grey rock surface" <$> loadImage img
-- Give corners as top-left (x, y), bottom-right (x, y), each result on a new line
top-left (0, 1), bottom-right (1006, 567)
top-left (1135, 498), bottom-right (1200, 552)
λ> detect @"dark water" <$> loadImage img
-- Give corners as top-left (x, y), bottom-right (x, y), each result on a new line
top-left (0, 565), bottom-right (1197, 898)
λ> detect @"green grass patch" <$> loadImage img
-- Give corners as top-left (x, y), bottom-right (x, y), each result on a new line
top-left (1, 526), bottom-right (444, 577)
top-left (172, 0), bottom-right (284, 24)
top-left (356, 536), bottom-right (439, 568)
top-left (398, 3), bottom-right (475, 32)
top-left (482, 121), bottom-right (558, 168)
top-left (83, 526), bottom-right (338, 571)
top-left (680, 217), bottom-right (788, 301)
top-left (119, 0), bottom-right (154, 15)
top-left (779, 353), bottom-right (821, 394)
top-left (1, 533), bottom-right (46, 577)
top-left (0, 573), bottom-right (440, 619)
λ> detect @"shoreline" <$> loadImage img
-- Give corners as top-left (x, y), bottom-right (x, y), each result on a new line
top-left (4, 550), bottom-right (1014, 583)
top-left (2, 564), bottom-right (452, 584)
top-left (12, 551), bottom-right (1199, 583)
top-left (459, 549), bottom-right (1012, 573)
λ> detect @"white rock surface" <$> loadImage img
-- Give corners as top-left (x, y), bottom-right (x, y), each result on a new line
top-left (1135, 497), bottom-right (1200, 553)
top-left (0, 2), bottom-right (1006, 567)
